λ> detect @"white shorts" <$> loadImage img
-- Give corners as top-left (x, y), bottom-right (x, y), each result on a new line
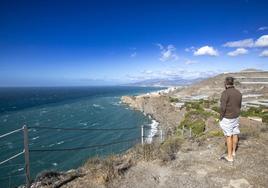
top-left (220, 117), bottom-right (240, 136)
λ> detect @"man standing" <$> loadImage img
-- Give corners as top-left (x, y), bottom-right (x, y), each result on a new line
top-left (219, 77), bottom-right (242, 162)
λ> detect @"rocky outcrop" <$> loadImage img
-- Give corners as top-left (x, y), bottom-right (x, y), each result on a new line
top-left (121, 95), bottom-right (186, 131)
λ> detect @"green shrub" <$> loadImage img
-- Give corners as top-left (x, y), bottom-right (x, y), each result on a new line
top-left (169, 97), bottom-right (179, 103)
top-left (179, 99), bottom-right (220, 137)
top-left (207, 130), bottom-right (224, 137)
top-left (179, 118), bottom-right (206, 136)
top-left (189, 120), bottom-right (206, 136)
top-left (200, 99), bottom-right (217, 108)
top-left (184, 109), bottom-right (212, 120)
top-left (178, 108), bottom-right (212, 136)
top-left (241, 107), bottom-right (268, 124)
top-left (184, 101), bottom-right (203, 111)
top-left (262, 114), bottom-right (268, 123)
top-left (241, 107), bottom-right (263, 117)
top-left (212, 106), bottom-right (220, 113)
top-left (184, 99), bottom-right (218, 110)
top-left (203, 100), bottom-right (210, 108)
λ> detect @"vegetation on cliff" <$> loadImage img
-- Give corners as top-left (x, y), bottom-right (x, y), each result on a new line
top-left (178, 100), bottom-right (219, 136)
top-left (241, 106), bottom-right (268, 123)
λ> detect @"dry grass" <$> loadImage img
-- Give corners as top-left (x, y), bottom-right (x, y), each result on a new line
top-left (239, 126), bottom-right (261, 140)
top-left (207, 130), bottom-right (224, 137)
top-left (83, 154), bottom-right (133, 185)
top-left (133, 136), bottom-right (184, 163)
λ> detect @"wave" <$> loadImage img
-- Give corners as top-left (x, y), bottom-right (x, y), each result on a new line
top-left (79, 122), bottom-right (88, 126)
top-left (17, 168), bottom-right (24, 172)
top-left (48, 143), bottom-right (55, 147)
top-left (111, 102), bottom-right (120, 106)
top-left (90, 122), bottom-right (100, 127)
top-left (145, 120), bottom-right (159, 144)
top-left (32, 136), bottom-right (40, 140)
top-left (92, 104), bottom-right (105, 109)
top-left (57, 141), bottom-right (64, 145)
top-left (40, 110), bottom-right (48, 114)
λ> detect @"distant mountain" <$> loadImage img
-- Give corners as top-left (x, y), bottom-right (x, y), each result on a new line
top-left (125, 77), bottom-right (204, 87)
top-left (240, 68), bottom-right (264, 72)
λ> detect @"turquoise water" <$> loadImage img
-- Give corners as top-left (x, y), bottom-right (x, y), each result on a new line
top-left (0, 86), bottom-right (163, 187)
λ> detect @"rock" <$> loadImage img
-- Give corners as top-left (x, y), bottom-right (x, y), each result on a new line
top-left (223, 178), bottom-right (252, 188)
top-left (121, 95), bottom-right (186, 130)
top-left (32, 169), bottom-right (84, 188)
top-left (114, 159), bottom-right (132, 175)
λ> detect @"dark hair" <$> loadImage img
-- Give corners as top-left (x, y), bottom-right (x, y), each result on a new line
top-left (225, 77), bottom-right (234, 85)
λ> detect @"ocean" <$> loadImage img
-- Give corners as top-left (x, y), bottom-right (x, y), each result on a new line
top-left (0, 86), bottom-right (164, 187)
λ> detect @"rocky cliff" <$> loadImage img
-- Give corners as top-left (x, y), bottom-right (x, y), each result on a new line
top-left (121, 95), bottom-right (186, 131)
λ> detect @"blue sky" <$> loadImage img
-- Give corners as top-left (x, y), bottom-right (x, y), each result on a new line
top-left (0, 0), bottom-right (268, 86)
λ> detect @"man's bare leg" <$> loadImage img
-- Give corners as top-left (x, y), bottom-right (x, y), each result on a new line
top-left (226, 136), bottom-right (233, 161)
top-left (232, 134), bottom-right (238, 156)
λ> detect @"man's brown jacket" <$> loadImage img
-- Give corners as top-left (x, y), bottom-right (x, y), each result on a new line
top-left (220, 86), bottom-right (242, 120)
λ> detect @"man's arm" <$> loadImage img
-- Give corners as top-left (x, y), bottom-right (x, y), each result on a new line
top-left (220, 91), bottom-right (227, 120)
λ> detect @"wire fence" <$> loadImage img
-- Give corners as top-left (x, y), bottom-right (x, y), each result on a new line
top-left (0, 124), bottom-right (162, 188)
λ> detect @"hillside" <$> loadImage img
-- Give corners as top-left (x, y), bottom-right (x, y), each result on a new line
top-left (172, 70), bottom-right (268, 100)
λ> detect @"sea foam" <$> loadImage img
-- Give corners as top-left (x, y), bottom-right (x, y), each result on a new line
top-left (145, 120), bottom-right (159, 144)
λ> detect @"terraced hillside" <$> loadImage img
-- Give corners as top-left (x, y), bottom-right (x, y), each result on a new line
top-left (172, 70), bottom-right (268, 108)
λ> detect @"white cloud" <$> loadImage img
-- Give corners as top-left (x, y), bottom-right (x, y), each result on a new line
top-left (130, 52), bottom-right (137, 57)
top-left (227, 48), bottom-right (248, 56)
top-left (128, 69), bottom-right (220, 81)
top-left (185, 59), bottom-right (198, 64)
top-left (259, 49), bottom-right (268, 57)
top-left (223, 38), bottom-right (254, 48)
top-left (255, 35), bottom-right (268, 47)
top-left (141, 70), bottom-right (154, 74)
top-left (156, 43), bottom-right (178, 62)
top-left (194, 46), bottom-right (219, 56)
top-left (258, 26), bottom-right (268, 31)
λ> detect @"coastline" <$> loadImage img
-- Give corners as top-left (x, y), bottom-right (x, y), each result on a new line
top-left (14, 86), bottom-right (170, 187)
top-left (121, 87), bottom-right (186, 142)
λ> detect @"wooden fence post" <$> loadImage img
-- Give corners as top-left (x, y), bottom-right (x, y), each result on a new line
top-left (23, 125), bottom-right (31, 188)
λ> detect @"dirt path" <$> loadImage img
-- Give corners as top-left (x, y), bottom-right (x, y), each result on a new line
top-left (109, 132), bottom-right (268, 188)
